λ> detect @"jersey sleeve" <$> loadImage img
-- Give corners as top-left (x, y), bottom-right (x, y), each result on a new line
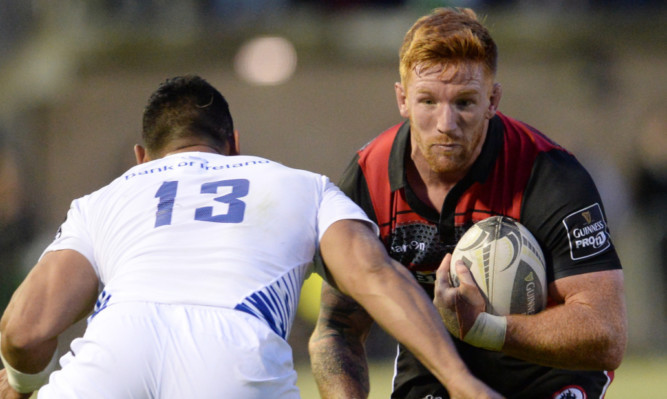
top-left (521, 149), bottom-right (622, 281)
top-left (40, 197), bottom-right (99, 278)
top-left (338, 153), bottom-right (378, 223)
top-left (313, 175), bottom-right (379, 282)
top-left (317, 175), bottom-right (379, 241)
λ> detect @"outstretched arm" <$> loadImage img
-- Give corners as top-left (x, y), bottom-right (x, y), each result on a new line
top-left (315, 219), bottom-right (503, 399)
top-left (0, 250), bottom-right (99, 395)
top-left (434, 255), bottom-right (627, 370)
top-left (309, 281), bottom-right (374, 398)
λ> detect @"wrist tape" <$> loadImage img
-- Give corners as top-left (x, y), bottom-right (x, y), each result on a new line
top-left (0, 333), bottom-right (59, 393)
top-left (463, 312), bottom-right (507, 351)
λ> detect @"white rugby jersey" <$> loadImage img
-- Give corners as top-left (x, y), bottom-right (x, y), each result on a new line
top-left (44, 152), bottom-right (376, 339)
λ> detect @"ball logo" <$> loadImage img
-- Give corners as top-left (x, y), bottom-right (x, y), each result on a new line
top-left (552, 385), bottom-right (586, 399)
top-left (456, 218), bottom-right (521, 272)
top-left (562, 203), bottom-right (611, 261)
top-left (523, 271), bottom-right (538, 314)
top-left (451, 216), bottom-right (547, 316)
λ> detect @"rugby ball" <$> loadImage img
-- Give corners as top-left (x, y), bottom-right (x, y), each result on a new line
top-left (449, 216), bottom-right (547, 316)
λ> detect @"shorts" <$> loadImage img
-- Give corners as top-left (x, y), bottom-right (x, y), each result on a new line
top-left (38, 302), bottom-right (300, 399)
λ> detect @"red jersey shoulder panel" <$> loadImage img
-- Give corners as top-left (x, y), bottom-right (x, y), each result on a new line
top-left (453, 113), bottom-right (563, 226)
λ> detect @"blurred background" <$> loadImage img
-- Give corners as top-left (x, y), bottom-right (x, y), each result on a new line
top-left (0, 0), bottom-right (665, 397)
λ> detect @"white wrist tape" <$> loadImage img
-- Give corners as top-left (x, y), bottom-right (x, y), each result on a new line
top-left (0, 334), bottom-right (59, 393)
top-left (463, 312), bottom-right (507, 351)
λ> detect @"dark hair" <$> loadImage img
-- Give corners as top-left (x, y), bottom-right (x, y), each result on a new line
top-left (142, 75), bottom-right (234, 155)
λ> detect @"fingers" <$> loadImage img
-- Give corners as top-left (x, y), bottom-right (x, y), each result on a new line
top-left (434, 253), bottom-right (461, 336)
top-left (434, 254), bottom-right (489, 340)
top-left (435, 253), bottom-right (452, 285)
top-left (454, 261), bottom-right (476, 287)
top-left (433, 254), bottom-right (451, 301)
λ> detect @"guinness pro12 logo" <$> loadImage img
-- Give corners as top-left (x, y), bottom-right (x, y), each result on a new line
top-left (562, 203), bottom-right (610, 261)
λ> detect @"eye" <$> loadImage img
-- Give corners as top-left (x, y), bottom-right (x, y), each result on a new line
top-left (417, 96), bottom-right (436, 105)
top-left (455, 98), bottom-right (475, 108)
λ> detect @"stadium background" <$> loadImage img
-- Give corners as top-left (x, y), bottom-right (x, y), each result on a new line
top-left (0, 1), bottom-right (664, 398)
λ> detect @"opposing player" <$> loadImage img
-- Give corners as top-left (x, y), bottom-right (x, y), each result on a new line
top-left (309, 7), bottom-right (627, 399)
top-left (0, 76), bottom-right (502, 399)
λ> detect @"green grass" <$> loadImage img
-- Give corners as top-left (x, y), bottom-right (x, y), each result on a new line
top-left (606, 356), bottom-right (667, 399)
top-left (296, 356), bottom-right (667, 398)
top-left (24, 354), bottom-right (667, 398)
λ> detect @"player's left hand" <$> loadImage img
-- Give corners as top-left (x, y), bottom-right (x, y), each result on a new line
top-left (0, 369), bottom-right (33, 399)
top-left (434, 254), bottom-right (486, 339)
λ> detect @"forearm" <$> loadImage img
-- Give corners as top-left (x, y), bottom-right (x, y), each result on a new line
top-left (347, 264), bottom-right (472, 387)
top-left (309, 324), bottom-right (370, 398)
top-left (308, 282), bottom-right (373, 398)
top-left (0, 369), bottom-right (34, 399)
top-left (437, 255), bottom-right (627, 370)
top-left (501, 270), bottom-right (627, 370)
top-left (0, 249), bottom-right (98, 386)
top-left (320, 221), bottom-right (501, 398)
top-left (324, 224), bottom-right (469, 383)
top-left (0, 287), bottom-right (60, 374)
top-left (0, 317), bottom-right (88, 397)
top-left (0, 334), bottom-right (58, 374)
top-left (503, 299), bottom-right (626, 370)
top-left (0, 300), bottom-right (57, 396)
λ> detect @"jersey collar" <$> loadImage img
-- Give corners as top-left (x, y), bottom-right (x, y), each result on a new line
top-left (391, 115), bottom-right (505, 240)
top-left (389, 115), bottom-right (504, 192)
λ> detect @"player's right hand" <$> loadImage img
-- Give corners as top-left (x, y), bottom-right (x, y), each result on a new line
top-left (434, 254), bottom-right (486, 339)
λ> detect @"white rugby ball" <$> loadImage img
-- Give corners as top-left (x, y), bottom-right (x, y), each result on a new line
top-left (450, 216), bottom-right (547, 316)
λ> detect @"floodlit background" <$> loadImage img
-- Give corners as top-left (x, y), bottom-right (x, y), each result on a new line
top-left (1, 1), bottom-right (665, 398)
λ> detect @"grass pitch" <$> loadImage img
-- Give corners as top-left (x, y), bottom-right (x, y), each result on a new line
top-left (296, 355), bottom-right (667, 398)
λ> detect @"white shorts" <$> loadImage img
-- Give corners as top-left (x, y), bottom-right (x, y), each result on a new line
top-left (38, 302), bottom-right (300, 399)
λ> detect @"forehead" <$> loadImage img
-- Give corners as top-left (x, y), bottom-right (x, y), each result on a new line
top-left (407, 62), bottom-right (492, 92)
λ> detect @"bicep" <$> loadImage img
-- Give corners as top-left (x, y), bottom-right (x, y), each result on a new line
top-left (319, 218), bottom-right (389, 298)
top-left (549, 269), bottom-right (625, 312)
top-left (1, 249), bottom-right (99, 345)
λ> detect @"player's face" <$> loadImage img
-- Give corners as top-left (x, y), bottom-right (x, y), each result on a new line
top-left (395, 62), bottom-right (501, 180)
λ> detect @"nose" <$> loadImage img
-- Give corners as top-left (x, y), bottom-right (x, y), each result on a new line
top-left (436, 104), bottom-right (458, 134)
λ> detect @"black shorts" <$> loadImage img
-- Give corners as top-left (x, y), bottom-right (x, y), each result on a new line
top-left (391, 343), bottom-right (612, 399)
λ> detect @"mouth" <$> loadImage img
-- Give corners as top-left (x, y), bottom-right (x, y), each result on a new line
top-left (431, 143), bottom-right (460, 152)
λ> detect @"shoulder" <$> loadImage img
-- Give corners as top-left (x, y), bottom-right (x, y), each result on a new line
top-left (497, 113), bottom-right (563, 155)
top-left (356, 122), bottom-right (405, 165)
top-left (338, 122), bottom-right (406, 219)
top-left (521, 148), bottom-right (621, 279)
top-left (528, 148), bottom-right (599, 203)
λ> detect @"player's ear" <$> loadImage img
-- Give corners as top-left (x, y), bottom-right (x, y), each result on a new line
top-left (395, 82), bottom-right (409, 118)
top-left (485, 83), bottom-right (502, 119)
top-left (228, 130), bottom-right (240, 155)
top-left (134, 144), bottom-right (150, 164)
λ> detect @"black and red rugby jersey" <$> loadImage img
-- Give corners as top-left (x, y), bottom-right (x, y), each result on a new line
top-left (338, 112), bottom-right (621, 398)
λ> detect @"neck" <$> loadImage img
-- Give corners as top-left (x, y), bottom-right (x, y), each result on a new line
top-left (165, 143), bottom-right (224, 156)
top-left (406, 161), bottom-right (456, 212)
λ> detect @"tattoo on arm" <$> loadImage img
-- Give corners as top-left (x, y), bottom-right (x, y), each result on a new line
top-left (309, 283), bottom-right (374, 395)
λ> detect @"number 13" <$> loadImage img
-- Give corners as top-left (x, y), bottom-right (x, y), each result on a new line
top-left (154, 179), bottom-right (249, 227)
